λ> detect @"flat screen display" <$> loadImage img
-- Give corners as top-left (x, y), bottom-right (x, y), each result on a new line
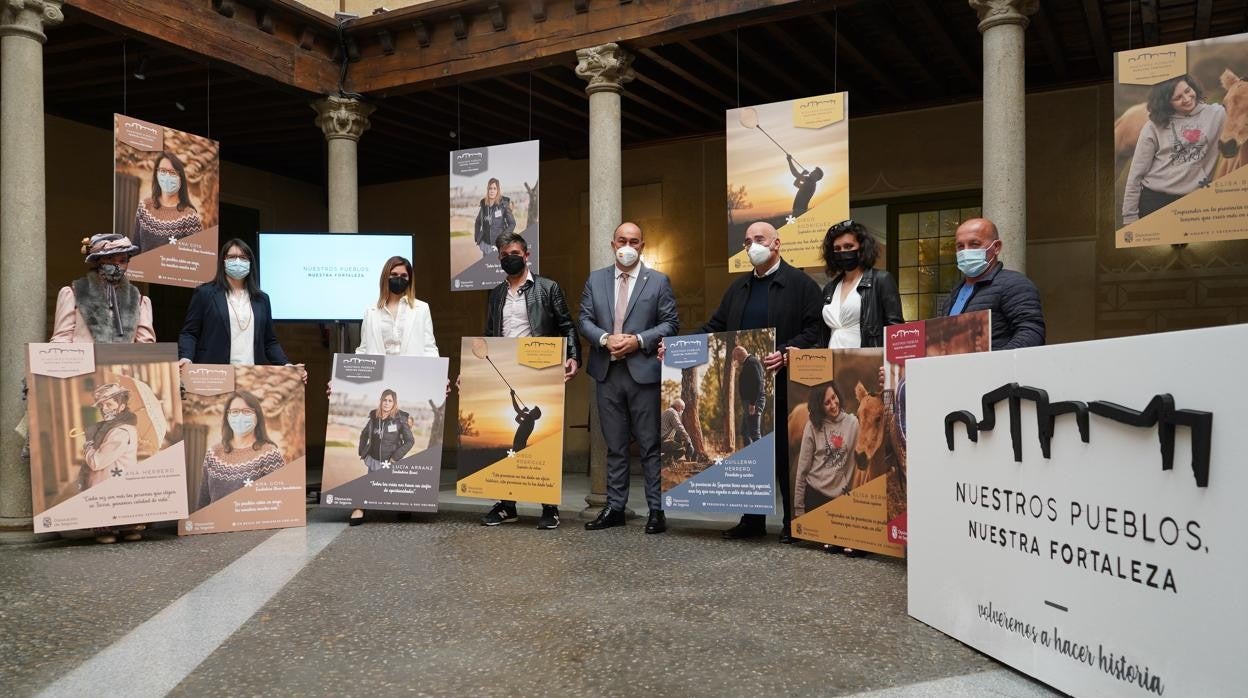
top-left (258, 232), bottom-right (412, 321)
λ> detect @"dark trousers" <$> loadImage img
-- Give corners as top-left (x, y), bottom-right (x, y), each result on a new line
top-left (1139, 186), bottom-right (1184, 219)
top-left (740, 402), bottom-right (763, 445)
top-left (598, 361), bottom-right (662, 511)
top-left (738, 385), bottom-right (790, 533)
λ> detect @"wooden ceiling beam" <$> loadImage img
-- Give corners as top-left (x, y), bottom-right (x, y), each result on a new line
top-left (494, 75), bottom-right (646, 140)
top-left (1194, 0), bottom-right (1213, 39)
top-left (677, 39), bottom-right (779, 105)
top-left (346, 0), bottom-right (851, 95)
top-left (810, 14), bottom-right (906, 102)
top-left (459, 81), bottom-right (588, 135)
top-left (636, 47), bottom-right (733, 106)
top-left (726, 32), bottom-right (807, 98)
top-left (1139, 0), bottom-right (1160, 47)
top-left (1080, 0), bottom-right (1112, 77)
top-left (64, 0), bottom-right (339, 93)
top-left (863, 2), bottom-right (944, 95)
top-left (759, 22), bottom-right (855, 102)
top-left (633, 73), bottom-right (721, 122)
top-left (1031, 1), bottom-right (1067, 81)
top-left (532, 70), bottom-right (666, 137)
top-left (909, 0), bottom-right (978, 88)
top-left (623, 84), bottom-right (707, 133)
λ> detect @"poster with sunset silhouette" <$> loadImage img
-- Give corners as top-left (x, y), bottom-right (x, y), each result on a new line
top-left (456, 337), bottom-right (566, 503)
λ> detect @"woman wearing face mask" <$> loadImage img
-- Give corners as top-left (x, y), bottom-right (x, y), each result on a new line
top-left (1122, 74), bottom-right (1226, 224)
top-left (473, 178), bottom-right (516, 258)
top-left (52, 234), bottom-right (156, 343)
top-left (134, 151), bottom-right (203, 252)
top-left (178, 239), bottom-right (304, 380)
top-left (346, 257), bottom-right (439, 525)
top-left (196, 391), bottom-right (284, 507)
top-left (815, 220), bottom-right (904, 350)
top-left (356, 256), bottom-right (439, 357)
top-left (792, 382), bottom-right (858, 519)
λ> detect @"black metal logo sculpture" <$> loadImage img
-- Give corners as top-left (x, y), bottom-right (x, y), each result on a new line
top-left (945, 383), bottom-right (1212, 487)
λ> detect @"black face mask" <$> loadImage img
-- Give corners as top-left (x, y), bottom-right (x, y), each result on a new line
top-left (388, 276), bottom-right (410, 294)
top-left (500, 254), bottom-right (526, 276)
top-left (832, 250), bottom-right (861, 272)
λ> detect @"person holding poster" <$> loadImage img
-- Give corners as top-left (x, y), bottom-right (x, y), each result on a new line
top-left (50, 235), bottom-right (157, 544)
top-left (52, 234), bottom-right (155, 344)
top-left (937, 218), bottom-right (1044, 351)
top-left (816, 220), bottom-right (904, 349)
top-left (1122, 74), bottom-right (1226, 224)
top-left (133, 151), bottom-right (203, 252)
top-left (792, 381), bottom-right (858, 518)
top-left (196, 391), bottom-right (285, 507)
top-left (674, 221), bottom-right (822, 542)
top-left (346, 256), bottom-right (441, 524)
top-left (178, 239), bottom-right (304, 379)
top-left (579, 222), bottom-right (679, 534)
top-left (478, 232), bottom-right (580, 530)
top-left (473, 178), bottom-right (516, 258)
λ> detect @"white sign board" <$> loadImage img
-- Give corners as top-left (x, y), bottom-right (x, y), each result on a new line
top-left (907, 325), bottom-right (1239, 698)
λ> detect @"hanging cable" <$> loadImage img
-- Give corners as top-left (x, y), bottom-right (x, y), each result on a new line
top-left (457, 84), bottom-right (462, 149)
top-left (1128, 0), bottom-right (1134, 50)
top-left (206, 65), bottom-right (211, 138)
top-left (834, 9), bottom-right (839, 93)
top-left (734, 29), bottom-right (741, 108)
top-left (335, 17), bottom-right (364, 99)
top-left (122, 40), bottom-right (128, 115)
top-left (528, 71), bottom-right (533, 141)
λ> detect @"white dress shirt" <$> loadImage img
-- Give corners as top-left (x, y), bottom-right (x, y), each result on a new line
top-left (501, 271), bottom-right (534, 338)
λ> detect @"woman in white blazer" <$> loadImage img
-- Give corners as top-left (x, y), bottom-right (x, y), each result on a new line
top-left (346, 256), bottom-right (440, 525)
top-left (356, 256), bottom-right (439, 358)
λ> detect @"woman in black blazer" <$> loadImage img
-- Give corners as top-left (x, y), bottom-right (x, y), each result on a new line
top-left (178, 238), bottom-right (303, 379)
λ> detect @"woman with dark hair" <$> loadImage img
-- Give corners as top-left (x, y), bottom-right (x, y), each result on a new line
top-left (1123, 74), bottom-right (1226, 223)
top-left (356, 256), bottom-right (439, 357)
top-left (134, 151), bottom-right (203, 252)
top-left (815, 220), bottom-right (904, 349)
top-left (792, 381), bottom-right (858, 518)
top-left (473, 177), bottom-right (515, 258)
top-left (178, 238), bottom-right (305, 380)
top-left (196, 391), bottom-right (284, 507)
top-left (348, 389), bottom-right (415, 526)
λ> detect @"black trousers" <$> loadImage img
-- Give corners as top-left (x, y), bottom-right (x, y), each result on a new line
top-left (1139, 185), bottom-right (1184, 219)
top-left (738, 384), bottom-right (790, 532)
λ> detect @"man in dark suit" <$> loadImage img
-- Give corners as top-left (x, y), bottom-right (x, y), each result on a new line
top-left (693, 221), bottom-right (822, 542)
top-left (479, 232), bottom-right (580, 530)
top-left (579, 222), bottom-right (679, 534)
top-left (733, 345), bottom-right (765, 445)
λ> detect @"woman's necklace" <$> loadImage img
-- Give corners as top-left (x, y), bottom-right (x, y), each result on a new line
top-left (228, 289), bottom-right (253, 331)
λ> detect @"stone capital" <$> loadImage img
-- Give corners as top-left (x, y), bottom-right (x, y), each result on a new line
top-left (0, 0), bottom-right (63, 43)
top-left (969, 0), bottom-right (1038, 33)
top-left (312, 95), bottom-right (375, 142)
top-left (575, 43), bottom-right (635, 96)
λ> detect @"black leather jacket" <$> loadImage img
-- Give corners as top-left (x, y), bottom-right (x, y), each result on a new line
top-left (484, 275), bottom-right (582, 364)
top-left (817, 267), bottom-right (904, 348)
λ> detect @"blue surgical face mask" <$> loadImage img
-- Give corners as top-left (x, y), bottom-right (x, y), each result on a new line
top-left (157, 171), bottom-right (181, 195)
top-left (228, 413), bottom-right (257, 436)
top-left (956, 245), bottom-right (995, 277)
top-left (224, 258), bottom-right (251, 279)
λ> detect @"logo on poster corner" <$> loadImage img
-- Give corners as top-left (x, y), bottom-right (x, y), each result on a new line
top-left (41, 517), bottom-right (51, 529)
top-left (184, 520), bottom-right (194, 532)
top-left (1124, 230), bottom-right (1134, 243)
top-left (795, 522), bottom-right (804, 535)
top-left (452, 148), bottom-right (489, 176)
top-left (461, 483), bottom-right (467, 494)
top-left (454, 279), bottom-right (461, 289)
top-left (944, 384), bottom-right (1212, 487)
top-left (664, 495), bottom-right (672, 507)
top-left (325, 494), bottom-right (334, 504)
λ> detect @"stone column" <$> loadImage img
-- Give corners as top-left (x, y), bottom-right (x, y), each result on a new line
top-left (575, 43), bottom-right (634, 513)
top-left (971, 0), bottom-right (1037, 272)
top-left (312, 95), bottom-right (374, 233)
top-left (0, 0), bottom-right (63, 544)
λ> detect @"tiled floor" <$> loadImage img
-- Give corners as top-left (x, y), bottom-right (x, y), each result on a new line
top-left (0, 475), bottom-right (1060, 697)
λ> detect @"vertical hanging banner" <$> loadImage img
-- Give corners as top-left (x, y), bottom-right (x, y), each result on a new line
top-left (1114, 34), bottom-right (1248, 246)
top-left (456, 337), bottom-right (565, 502)
top-left (114, 114), bottom-right (220, 287)
top-left (907, 325), bottom-right (1244, 697)
top-left (322, 354), bottom-right (449, 513)
top-left (726, 93), bottom-right (849, 269)
top-left (26, 343), bottom-right (187, 533)
top-left (449, 140), bottom-right (540, 291)
top-left (179, 364), bottom-right (306, 535)
top-left (660, 329), bottom-right (776, 513)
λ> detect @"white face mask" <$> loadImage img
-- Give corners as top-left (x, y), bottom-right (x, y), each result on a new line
top-left (747, 242), bottom-right (773, 267)
top-left (615, 245), bottom-right (639, 268)
top-left (157, 171), bottom-right (181, 195)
